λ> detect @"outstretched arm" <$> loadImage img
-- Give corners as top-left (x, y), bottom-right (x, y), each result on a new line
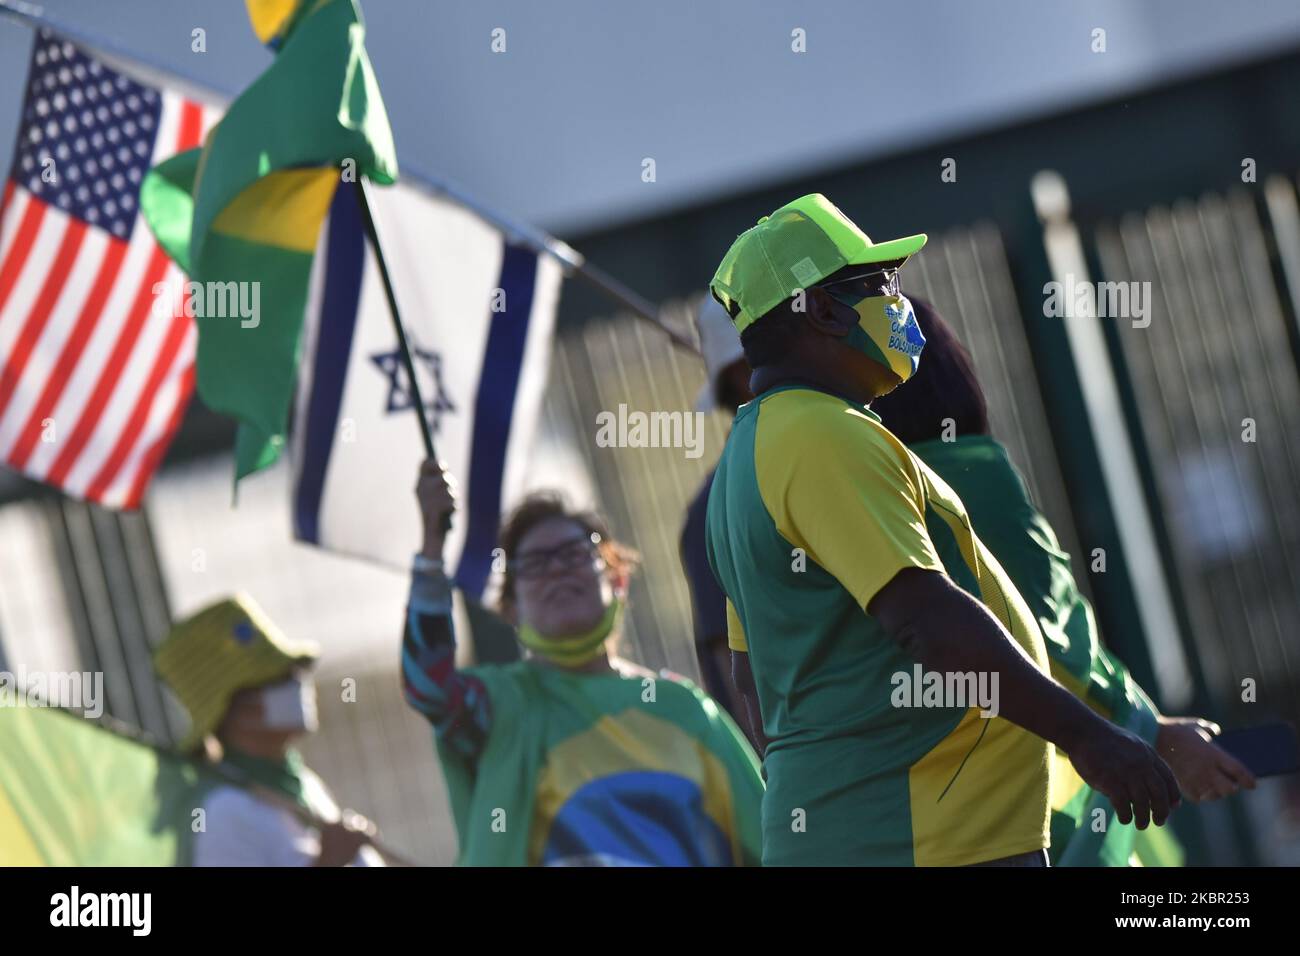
top-left (869, 567), bottom-right (1180, 829)
top-left (400, 461), bottom-right (492, 761)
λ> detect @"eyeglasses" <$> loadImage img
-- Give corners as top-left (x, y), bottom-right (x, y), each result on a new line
top-left (509, 532), bottom-right (604, 580)
top-left (818, 266), bottom-right (901, 299)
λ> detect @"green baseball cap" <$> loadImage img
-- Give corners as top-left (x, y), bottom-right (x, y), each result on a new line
top-left (710, 193), bottom-right (927, 333)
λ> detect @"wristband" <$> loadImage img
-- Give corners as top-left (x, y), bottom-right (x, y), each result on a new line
top-left (413, 553), bottom-right (445, 575)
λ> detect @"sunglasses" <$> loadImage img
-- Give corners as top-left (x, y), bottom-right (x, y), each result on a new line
top-left (509, 531), bottom-right (604, 580)
top-left (818, 266), bottom-right (902, 299)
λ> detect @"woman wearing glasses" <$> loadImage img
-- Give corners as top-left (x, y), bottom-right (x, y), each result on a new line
top-left (401, 460), bottom-right (763, 866)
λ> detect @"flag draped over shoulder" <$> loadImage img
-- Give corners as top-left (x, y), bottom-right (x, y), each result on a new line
top-left (141, 0), bottom-right (397, 481)
top-left (0, 705), bottom-right (214, 866)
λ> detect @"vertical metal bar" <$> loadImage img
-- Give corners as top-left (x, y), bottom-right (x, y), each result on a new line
top-left (1031, 170), bottom-right (1195, 708)
top-left (59, 500), bottom-right (138, 725)
top-left (116, 507), bottom-right (182, 742)
top-left (87, 506), bottom-right (169, 736)
top-left (1262, 175), bottom-right (1300, 368)
top-left (42, 498), bottom-right (103, 679)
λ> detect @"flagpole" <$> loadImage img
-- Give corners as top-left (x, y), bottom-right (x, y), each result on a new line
top-left (351, 177), bottom-right (455, 538)
top-left (351, 178), bottom-right (436, 461)
top-left (396, 167), bottom-right (699, 352)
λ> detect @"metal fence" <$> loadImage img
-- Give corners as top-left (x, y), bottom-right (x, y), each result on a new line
top-left (1094, 183), bottom-right (1300, 737)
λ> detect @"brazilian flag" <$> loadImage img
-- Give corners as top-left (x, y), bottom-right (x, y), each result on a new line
top-left (141, 0), bottom-right (397, 480)
top-left (0, 706), bottom-right (215, 866)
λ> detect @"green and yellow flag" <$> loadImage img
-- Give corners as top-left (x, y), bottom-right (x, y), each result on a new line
top-left (141, 0), bottom-right (397, 480)
top-left (0, 705), bottom-right (215, 866)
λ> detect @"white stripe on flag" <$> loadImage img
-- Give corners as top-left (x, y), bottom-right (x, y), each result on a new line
top-left (292, 180), bottom-right (560, 589)
top-left (0, 208), bottom-right (69, 357)
top-left (98, 319), bottom-right (196, 508)
top-left (0, 226), bottom-right (109, 458)
top-left (0, 189), bottom-right (32, 264)
top-left (59, 255), bottom-right (179, 497)
top-left (21, 219), bottom-right (156, 479)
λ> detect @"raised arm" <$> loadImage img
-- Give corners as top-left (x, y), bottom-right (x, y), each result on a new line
top-left (400, 461), bottom-right (492, 761)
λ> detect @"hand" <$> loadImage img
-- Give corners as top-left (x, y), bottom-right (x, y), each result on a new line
top-left (1066, 719), bottom-right (1182, 829)
top-left (1157, 716), bottom-right (1257, 802)
top-left (315, 810), bottom-right (378, 867)
top-left (415, 459), bottom-right (457, 559)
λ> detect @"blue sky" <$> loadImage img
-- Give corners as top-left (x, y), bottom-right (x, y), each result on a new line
top-left (3, 0), bottom-right (1299, 237)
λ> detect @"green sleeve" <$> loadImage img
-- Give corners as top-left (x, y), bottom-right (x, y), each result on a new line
top-left (1022, 514), bottom-right (1160, 744)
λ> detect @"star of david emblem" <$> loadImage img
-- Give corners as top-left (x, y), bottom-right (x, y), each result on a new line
top-left (369, 344), bottom-right (456, 435)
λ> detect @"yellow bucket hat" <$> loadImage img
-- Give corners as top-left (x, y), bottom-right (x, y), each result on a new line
top-left (153, 593), bottom-right (320, 750)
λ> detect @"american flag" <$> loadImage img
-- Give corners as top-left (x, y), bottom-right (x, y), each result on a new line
top-left (0, 31), bottom-right (218, 508)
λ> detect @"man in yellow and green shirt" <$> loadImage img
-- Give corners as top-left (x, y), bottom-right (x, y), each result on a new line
top-left (704, 194), bottom-right (1181, 866)
top-left (870, 296), bottom-right (1255, 865)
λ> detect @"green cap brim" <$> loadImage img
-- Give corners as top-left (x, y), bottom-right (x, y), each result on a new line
top-left (846, 232), bottom-right (928, 266)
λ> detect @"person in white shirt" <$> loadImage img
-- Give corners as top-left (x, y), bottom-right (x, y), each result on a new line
top-left (153, 593), bottom-right (383, 867)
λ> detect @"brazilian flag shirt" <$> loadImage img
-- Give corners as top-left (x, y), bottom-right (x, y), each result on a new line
top-left (705, 385), bottom-right (1052, 866)
top-left (402, 572), bottom-right (765, 866)
top-left (443, 664), bottom-right (762, 867)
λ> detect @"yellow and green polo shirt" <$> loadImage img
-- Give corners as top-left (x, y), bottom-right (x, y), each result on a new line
top-left (705, 384), bottom-right (1053, 866)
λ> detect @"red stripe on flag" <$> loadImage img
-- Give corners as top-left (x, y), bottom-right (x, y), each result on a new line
top-left (0, 219), bottom-right (88, 419)
top-left (45, 99), bottom-right (205, 496)
top-left (123, 362), bottom-right (195, 509)
top-left (175, 101), bottom-right (204, 161)
top-left (45, 244), bottom-right (172, 487)
top-left (85, 310), bottom-right (191, 502)
top-left (7, 238), bottom-right (129, 468)
top-left (0, 180), bottom-right (14, 221)
top-left (0, 197), bottom-right (47, 317)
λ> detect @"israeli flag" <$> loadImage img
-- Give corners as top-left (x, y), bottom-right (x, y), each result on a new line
top-left (291, 181), bottom-right (561, 600)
